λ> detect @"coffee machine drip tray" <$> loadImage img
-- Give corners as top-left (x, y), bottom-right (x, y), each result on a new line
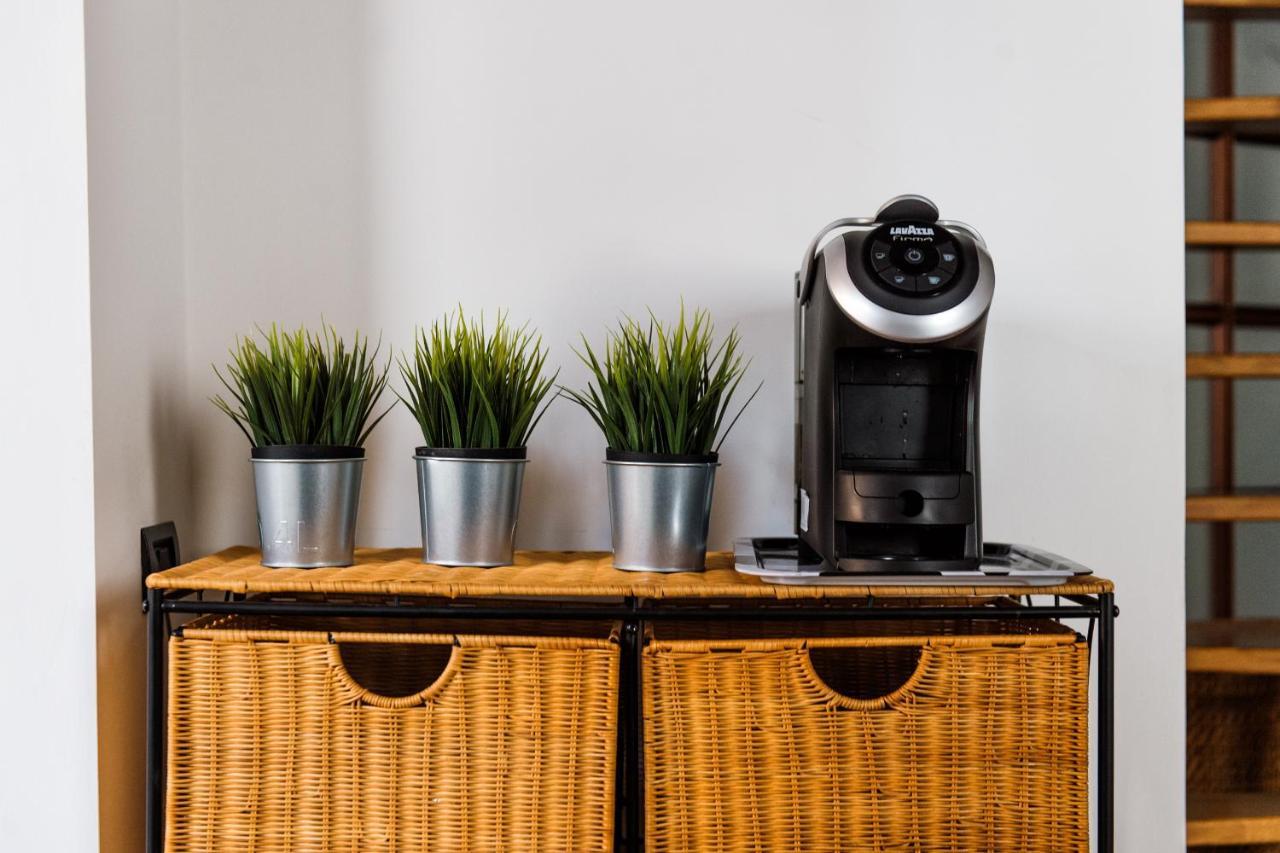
top-left (734, 537), bottom-right (1093, 586)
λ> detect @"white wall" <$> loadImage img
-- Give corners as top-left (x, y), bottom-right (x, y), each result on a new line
top-left (85, 0), bottom-right (189, 850)
top-left (0, 1), bottom-right (100, 849)
top-left (174, 1), bottom-right (1188, 848)
top-left (181, 0), bottom-right (369, 553)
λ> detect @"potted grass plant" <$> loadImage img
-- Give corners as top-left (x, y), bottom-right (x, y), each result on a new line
top-left (398, 310), bottom-right (557, 566)
top-left (563, 306), bottom-right (759, 572)
top-left (212, 323), bottom-right (392, 568)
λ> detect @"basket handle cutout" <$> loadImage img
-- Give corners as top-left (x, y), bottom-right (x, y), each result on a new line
top-left (329, 639), bottom-right (460, 708)
top-left (803, 644), bottom-right (929, 710)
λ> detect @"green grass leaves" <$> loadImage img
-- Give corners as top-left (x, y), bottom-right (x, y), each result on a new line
top-left (212, 323), bottom-right (393, 448)
top-left (211, 308), bottom-right (755, 455)
top-left (397, 311), bottom-right (557, 449)
top-left (563, 306), bottom-right (760, 455)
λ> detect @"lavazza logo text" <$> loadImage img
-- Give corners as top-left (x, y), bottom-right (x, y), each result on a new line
top-left (889, 225), bottom-right (934, 239)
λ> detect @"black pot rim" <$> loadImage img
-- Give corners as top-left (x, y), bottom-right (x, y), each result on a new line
top-left (415, 446), bottom-right (528, 460)
top-left (605, 448), bottom-right (719, 464)
top-left (251, 444), bottom-right (365, 460)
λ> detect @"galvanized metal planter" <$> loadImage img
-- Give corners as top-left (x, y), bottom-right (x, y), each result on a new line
top-left (416, 447), bottom-right (527, 567)
top-left (251, 445), bottom-right (365, 568)
top-left (605, 449), bottom-right (719, 573)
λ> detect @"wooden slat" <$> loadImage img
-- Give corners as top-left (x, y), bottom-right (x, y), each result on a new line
top-left (1188, 493), bottom-right (1280, 521)
top-left (1190, 618), bottom-right (1280, 647)
top-left (1188, 645), bottom-right (1280, 673)
top-left (1187, 0), bottom-right (1280, 19)
top-left (1188, 619), bottom-right (1280, 673)
top-left (1187, 97), bottom-right (1280, 142)
top-left (1187, 303), bottom-right (1280, 327)
top-left (1188, 792), bottom-right (1280, 846)
top-left (1188, 0), bottom-right (1280, 7)
top-left (1187, 353), bottom-right (1280, 377)
top-left (1187, 96), bottom-right (1280, 123)
top-left (1188, 221), bottom-right (1280, 246)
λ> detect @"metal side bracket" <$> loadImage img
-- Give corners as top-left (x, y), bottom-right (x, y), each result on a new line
top-left (141, 522), bottom-right (180, 613)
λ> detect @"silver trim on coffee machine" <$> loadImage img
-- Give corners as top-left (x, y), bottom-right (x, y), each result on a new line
top-left (820, 231), bottom-right (995, 344)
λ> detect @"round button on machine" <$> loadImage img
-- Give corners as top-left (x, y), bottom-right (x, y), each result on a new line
top-left (916, 271), bottom-right (950, 293)
top-left (916, 265), bottom-right (959, 293)
top-left (878, 268), bottom-right (914, 291)
top-left (869, 241), bottom-right (892, 271)
top-left (936, 242), bottom-right (960, 271)
top-left (891, 242), bottom-right (937, 273)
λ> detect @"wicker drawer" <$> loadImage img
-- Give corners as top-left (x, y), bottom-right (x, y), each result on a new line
top-left (1189, 671), bottom-right (1280, 792)
top-left (641, 619), bottom-right (1090, 853)
top-left (165, 615), bottom-right (619, 853)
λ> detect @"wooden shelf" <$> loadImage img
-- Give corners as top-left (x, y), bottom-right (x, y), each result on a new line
top-left (1188, 221), bottom-right (1280, 246)
top-left (1187, 492), bottom-right (1280, 521)
top-left (1188, 792), bottom-right (1280, 846)
top-left (1187, 0), bottom-right (1280, 19)
top-left (1188, 353), bottom-right (1280, 377)
top-left (1187, 97), bottom-right (1280, 141)
top-left (1189, 619), bottom-right (1280, 673)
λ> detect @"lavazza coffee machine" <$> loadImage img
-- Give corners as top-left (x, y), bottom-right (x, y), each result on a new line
top-left (737, 195), bottom-right (1090, 583)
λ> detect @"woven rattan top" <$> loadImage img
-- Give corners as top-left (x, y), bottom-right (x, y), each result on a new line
top-left (147, 547), bottom-right (1113, 600)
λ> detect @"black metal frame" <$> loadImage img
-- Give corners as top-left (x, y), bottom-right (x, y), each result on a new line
top-left (145, 587), bottom-right (1115, 853)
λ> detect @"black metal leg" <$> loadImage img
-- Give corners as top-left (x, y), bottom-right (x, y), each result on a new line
top-left (614, 619), bottom-right (630, 851)
top-left (621, 618), bottom-right (643, 853)
top-left (146, 588), bottom-right (165, 853)
top-left (1097, 592), bottom-right (1115, 853)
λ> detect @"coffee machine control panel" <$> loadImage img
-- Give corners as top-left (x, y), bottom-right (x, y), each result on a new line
top-left (863, 223), bottom-right (963, 296)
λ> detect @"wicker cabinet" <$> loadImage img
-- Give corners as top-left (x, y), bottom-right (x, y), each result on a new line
top-left (145, 548), bottom-right (1114, 853)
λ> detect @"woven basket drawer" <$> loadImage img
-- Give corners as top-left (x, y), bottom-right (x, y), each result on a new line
top-left (642, 619), bottom-right (1090, 853)
top-left (166, 615), bottom-right (619, 853)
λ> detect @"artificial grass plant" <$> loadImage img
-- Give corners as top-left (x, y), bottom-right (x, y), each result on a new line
top-left (563, 305), bottom-right (760, 456)
top-left (212, 323), bottom-right (393, 447)
top-left (397, 310), bottom-right (557, 449)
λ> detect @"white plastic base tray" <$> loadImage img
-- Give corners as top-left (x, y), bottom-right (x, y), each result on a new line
top-left (733, 538), bottom-right (1093, 586)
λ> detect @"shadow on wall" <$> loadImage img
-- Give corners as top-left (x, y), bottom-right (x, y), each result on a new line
top-left (506, 292), bottom-right (794, 553)
top-left (94, 368), bottom-right (195, 852)
top-left (706, 301), bottom-right (795, 546)
top-left (979, 309), bottom-right (1163, 563)
top-left (181, 0), bottom-right (372, 557)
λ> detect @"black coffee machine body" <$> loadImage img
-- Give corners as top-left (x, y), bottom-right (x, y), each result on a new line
top-left (795, 195), bottom-right (995, 573)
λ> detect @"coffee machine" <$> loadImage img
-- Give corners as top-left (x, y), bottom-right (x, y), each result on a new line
top-left (792, 195), bottom-right (994, 573)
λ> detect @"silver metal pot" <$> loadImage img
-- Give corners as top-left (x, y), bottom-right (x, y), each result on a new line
top-left (606, 450), bottom-right (719, 572)
top-left (251, 446), bottom-right (364, 568)
top-left (415, 448), bottom-right (527, 566)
